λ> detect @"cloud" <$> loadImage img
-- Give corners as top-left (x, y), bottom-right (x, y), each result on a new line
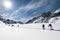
top-left (8, 0), bottom-right (48, 21)
top-left (1, 0), bottom-right (60, 23)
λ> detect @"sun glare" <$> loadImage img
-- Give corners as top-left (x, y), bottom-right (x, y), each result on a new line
top-left (3, 0), bottom-right (12, 9)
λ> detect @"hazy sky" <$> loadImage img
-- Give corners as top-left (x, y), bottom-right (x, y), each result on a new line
top-left (0, 0), bottom-right (60, 23)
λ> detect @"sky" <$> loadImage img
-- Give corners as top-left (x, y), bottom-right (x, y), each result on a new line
top-left (0, 0), bottom-right (60, 23)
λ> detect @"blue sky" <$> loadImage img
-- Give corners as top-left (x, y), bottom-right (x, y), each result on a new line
top-left (0, 0), bottom-right (60, 23)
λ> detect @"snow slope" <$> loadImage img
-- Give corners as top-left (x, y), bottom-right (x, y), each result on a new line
top-left (0, 22), bottom-right (60, 40)
top-left (54, 9), bottom-right (60, 13)
top-left (49, 9), bottom-right (60, 23)
top-left (49, 17), bottom-right (60, 23)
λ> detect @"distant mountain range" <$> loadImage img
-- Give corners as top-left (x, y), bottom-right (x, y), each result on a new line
top-left (26, 9), bottom-right (60, 24)
top-left (0, 16), bottom-right (23, 24)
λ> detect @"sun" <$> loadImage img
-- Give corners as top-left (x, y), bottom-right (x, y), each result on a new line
top-left (3, 1), bottom-right (12, 9)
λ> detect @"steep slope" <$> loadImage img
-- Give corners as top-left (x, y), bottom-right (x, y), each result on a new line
top-left (49, 9), bottom-right (60, 23)
top-left (49, 17), bottom-right (60, 23)
top-left (26, 9), bottom-right (60, 24)
top-left (26, 11), bottom-right (52, 23)
top-left (54, 9), bottom-right (60, 13)
top-left (52, 11), bottom-right (60, 17)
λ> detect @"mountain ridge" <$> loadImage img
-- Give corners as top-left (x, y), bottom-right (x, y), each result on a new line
top-left (26, 9), bottom-right (60, 24)
top-left (0, 15), bottom-right (23, 24)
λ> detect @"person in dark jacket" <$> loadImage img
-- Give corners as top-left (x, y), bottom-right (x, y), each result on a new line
top-left (48, 24), bottom-right (53, 30)
top-left (12, 25), bottom-right (14, 27)
top-left (42, 24), bottom-right (45, 30)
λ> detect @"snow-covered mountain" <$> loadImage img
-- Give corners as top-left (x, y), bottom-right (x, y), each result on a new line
top-left (52, 9), bottom-right (60, 17)
top-left (26, 11), bottom-right (52, 23)
top-left (26, 9), bottom-right (60, 24)
top-left (54, 9), bottom-right (60, 13)
top-left (0, 15), bottom-right (23, 24)
top-left (0, 9), bottom-right (60, 40)
top-left (49, 17), bottom-right (60, 23)
top-left (49, 9), bottom-right (60, 23)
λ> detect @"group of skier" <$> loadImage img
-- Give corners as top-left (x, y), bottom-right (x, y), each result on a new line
top-left (42, 24), bottom-right (53, 30)
top-left (9, 24), bottom-right (53, 30)
top-left (9, 24), bottom-right (19, 27)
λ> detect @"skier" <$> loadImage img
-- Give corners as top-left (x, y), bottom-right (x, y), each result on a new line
top-left (12, 25), bottom-right (14, 27)
top-left (17, 25), bottom-right (19, 27)
top-left (48, 24), bottom-right (53, 30)
top-left (9, 25), bottom-right (10, 26)
top-left (42, 24), bottom-right (45, 30)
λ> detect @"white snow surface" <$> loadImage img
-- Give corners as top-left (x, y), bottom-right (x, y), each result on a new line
top-left (0, 22), bottom-right (60, 40)
top-left (54, 9), bottom-right (60, 13)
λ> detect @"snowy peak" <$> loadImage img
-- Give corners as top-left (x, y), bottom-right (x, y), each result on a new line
top-left (54, 9), bottom-right (60, 13)
top-left (48, 9), bottom-right (60, 23)
top-left (52, 9), bottom-right (60, 17)
top-left (26, 11), bottom-right (52, 23)
top-left (0, 15), bottom-right (23, 24)
top-left (26, 9), bottom-right (60, 24)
